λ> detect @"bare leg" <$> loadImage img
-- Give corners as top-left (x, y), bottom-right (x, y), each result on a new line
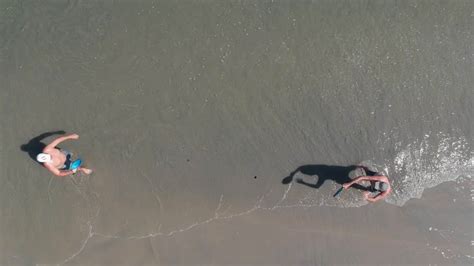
top-left (78, 167), bottom-right (93, 174)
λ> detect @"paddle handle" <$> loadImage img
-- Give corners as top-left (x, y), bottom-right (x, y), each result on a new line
top-left (333, 186), bottom-right (344, 197)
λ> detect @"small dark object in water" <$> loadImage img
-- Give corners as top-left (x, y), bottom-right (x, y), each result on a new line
top-left (333, 186), bottom-right (344, 197)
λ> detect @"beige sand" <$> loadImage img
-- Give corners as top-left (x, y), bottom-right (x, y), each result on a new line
top-left (1, 1), bottom-right (472, 265)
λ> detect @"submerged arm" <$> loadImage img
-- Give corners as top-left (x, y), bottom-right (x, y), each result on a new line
top-left (365, 190), bottom-right (389, 202)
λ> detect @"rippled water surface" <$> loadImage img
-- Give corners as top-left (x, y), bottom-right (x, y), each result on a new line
top-left (1, 1), bottom-right (472, 265)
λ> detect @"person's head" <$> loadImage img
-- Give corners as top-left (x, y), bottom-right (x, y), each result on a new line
top-left (375, 181), bottom-right (389, 192)
top-left (36, 153), bottom-right (52, 163)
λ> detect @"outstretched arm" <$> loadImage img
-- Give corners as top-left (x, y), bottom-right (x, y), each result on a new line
top-left (44, 134), bottom-right (79, 150)
top-left (29, 131), bottom-right (66, 144)
top-left (344, 175), bottom-right (388, 188)
top-left (343, 176), bottom-right (368, 189)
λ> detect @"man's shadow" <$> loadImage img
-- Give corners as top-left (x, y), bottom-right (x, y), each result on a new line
top-left (282, 164), bottom-right (374, 191)
top-left (20, 131), bottom-right (65, 165)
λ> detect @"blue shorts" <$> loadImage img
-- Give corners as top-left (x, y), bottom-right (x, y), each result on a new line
top-left (58, 150), bottom-right (81, 170)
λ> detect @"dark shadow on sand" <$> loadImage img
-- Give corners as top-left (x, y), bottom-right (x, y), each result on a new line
top-left (20, 131), bottom-right (65, 164)
top-left (282, 164), bottom-right (373, 191)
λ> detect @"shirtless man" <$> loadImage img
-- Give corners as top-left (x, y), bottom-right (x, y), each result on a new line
top-left (343, 168), bottom-right (391, 202)
top-left (36, 133), bottom-right (92, 176)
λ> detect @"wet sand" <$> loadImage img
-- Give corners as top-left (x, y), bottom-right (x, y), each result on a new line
top-left (1, 0), bottom-right (473, 265)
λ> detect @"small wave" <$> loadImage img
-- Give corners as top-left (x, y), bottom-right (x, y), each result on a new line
top-left (384, 132), bottom-right (473, 206)
top-left (274, 132), bottom-right (472, 209)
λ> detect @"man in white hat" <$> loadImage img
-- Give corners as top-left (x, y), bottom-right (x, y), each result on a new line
top-left (36, 133), bottom-right (92, 176)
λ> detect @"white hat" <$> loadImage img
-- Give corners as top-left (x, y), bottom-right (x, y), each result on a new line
top-left (36, 153), bottom-right (52, 163)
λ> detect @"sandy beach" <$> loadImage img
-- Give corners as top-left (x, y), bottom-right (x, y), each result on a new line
top-left (1, 1), bottom-right (472, 265)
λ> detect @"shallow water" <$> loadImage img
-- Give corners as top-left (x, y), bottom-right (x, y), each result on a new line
top-left (1, 0), bottom-right (472, 264)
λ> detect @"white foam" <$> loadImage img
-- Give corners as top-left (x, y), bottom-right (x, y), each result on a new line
top-left (385, 132), bottom-right (473, 206)
top-left (267, 132), bottom-right (471, 209)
